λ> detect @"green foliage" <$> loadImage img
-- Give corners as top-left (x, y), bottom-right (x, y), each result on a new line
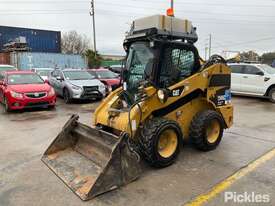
top-left (240, 51), bottom-right (260, 62)
top-left (84, 49), bottom-right (102, 68)
top-left (261, 52), bottom-right (275, 65)
top-left (236, 50), bottom-right (275, 65)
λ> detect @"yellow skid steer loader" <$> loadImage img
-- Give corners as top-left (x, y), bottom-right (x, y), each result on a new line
top-left (42, 15), bottom-right (233, 201)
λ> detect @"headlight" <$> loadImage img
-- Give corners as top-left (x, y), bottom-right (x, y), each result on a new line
top-left (157, 89), bottom-right (168, 103)
top-left (99, 84), bottom-right (106, 90)
top-left (10, 91), bottom-right (24, 99)
top-left (48, 87), bottom-right (55, 97)
top-left (71, 85), bottom-right (82, 90)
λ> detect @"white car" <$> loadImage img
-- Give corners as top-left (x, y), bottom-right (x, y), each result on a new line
top-left (229, 63), bottom-right (275, 103)
top-left (0, 64), bottom-right (17, 72)
top-left (33, 68), bottom-right (54, 81)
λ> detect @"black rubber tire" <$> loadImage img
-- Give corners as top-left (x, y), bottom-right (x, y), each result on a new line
top-left (138, 118), bottom-right (182, 168)
top-left (189, 110), bottom-right (224, 151)
top-left (268, 88), bottom-right (275, 103)
top-left (48, 105), bottom-right (56, 110)
top-left (63, 88), bottom-right (72, 104)
top-left (3, 96), bottom-right (10, 113)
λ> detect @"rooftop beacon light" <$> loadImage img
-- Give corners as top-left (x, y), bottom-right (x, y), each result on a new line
top-left (166, 8), bottom-right (174, 17)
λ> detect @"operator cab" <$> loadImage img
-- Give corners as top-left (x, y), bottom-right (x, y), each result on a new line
top-left (123, 15), bottom-right (201, 95)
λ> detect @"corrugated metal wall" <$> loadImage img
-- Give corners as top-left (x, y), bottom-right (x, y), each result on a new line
top-left (0, 53), bottom-right (10, 64)
top-left (0, 26), bottom-right (61, 53)
top-left (10, 52), bottom-right (86, 70)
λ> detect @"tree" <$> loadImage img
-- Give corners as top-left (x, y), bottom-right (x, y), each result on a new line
top-left (239, 51), bottom-right (260, 62)
top-left (61, 31), bottom-right (91, 55)
top-left (84, 49), bottom-right (102, 68)
top-left (261, 52), bottom-right (275, 65)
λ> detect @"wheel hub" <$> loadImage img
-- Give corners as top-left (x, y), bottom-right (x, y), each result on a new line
top-left (158, 129), bottom-right (178, 158)
top-left (206, 119), bottom-right (220, 143)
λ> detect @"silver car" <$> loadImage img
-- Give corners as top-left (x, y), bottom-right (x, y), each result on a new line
top-left (49, 69), bottom-right (106, 103)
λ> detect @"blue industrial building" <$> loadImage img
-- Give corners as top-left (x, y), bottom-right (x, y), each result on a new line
top-left (0, 26), bottom-right (61, 53)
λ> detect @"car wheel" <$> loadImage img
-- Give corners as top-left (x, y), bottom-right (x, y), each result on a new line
top-left (3, 96), bottom-right (10, 113)
top-left (268, 88), bottom-right (275, 103)
top-left (48, 105), bottom-right (56, 110)
top-left (63, 88), bottom-right (72, 104)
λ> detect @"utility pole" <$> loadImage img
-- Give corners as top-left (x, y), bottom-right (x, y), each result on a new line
top-left (171, 0), bottom-right (174, 10)
top-left (208, 34), bottom-right (212, 58)
top-left (167, 0), bottom-right (174, 17)
top-left (205, 46), bottom-right (208, 60)
top-left (90, 0), bottom-right (97, 58)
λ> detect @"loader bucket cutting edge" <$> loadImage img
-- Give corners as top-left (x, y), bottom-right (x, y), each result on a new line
top-left (41, 115), bottom-right (141, 201)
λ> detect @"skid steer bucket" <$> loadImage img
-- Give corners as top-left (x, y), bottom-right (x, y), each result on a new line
top-left (41, 115), bottom-right (141, 201)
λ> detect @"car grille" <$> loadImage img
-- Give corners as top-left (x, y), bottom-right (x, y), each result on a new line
top-left (25, 92), bottom-right (47, 99)
top-left (83, 86), bottom-right (98, 92)
top-left (82, 86), bottom-right (100, 98)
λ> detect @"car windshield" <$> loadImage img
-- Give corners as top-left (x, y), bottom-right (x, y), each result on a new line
top-left (96, 70), bottom-right (118, 79)
top-left (126, 42), bottom-right (155, 91)
top-left (257, 64), bottom-right (275, 75)
top-left (0, 66), bottom-right (16, 72)
top-left (110, 65), bottom-right (122, 73)
top-left (63, 71), bottom-right (95, 80)
top-left (37, 70), bottom-right (52, 76)
top-left (8, 74), bottom-right (44, 85)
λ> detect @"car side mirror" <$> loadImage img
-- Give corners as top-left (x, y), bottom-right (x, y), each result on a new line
top-left (256, 71), bottom-right (264, 76)
top-left (56, 76), bottom-right (64, 81)
top-left (44, 79), bottom-right (49, 84)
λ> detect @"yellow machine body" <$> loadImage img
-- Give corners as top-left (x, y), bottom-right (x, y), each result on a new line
top-left (94, 63), bottom-right (233, 139)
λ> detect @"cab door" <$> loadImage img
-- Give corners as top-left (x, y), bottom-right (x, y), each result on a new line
top-left (241, 65), bottom-right (266, 95)
top-left (158, 43), bottom-right (200, 89)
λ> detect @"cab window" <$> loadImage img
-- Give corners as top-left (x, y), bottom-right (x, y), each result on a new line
top-left (159, 47), bottom-right (195, 87)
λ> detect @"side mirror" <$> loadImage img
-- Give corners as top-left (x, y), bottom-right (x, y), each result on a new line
top-left (56, 76), bottom-right (64, 81)
top-left (256, 71), bottom-right (264, 76)
top-left (44, 79), bottom-right (49, 84)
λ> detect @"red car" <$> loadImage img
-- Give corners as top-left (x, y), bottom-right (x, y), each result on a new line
top-left (88, 68), bottom-right (121, 94)
top-left (0, 71), bottom-right (56, 112)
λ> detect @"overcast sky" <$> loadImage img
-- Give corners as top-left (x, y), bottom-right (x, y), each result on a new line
top-left (1, 0), bottom-right (275, 57)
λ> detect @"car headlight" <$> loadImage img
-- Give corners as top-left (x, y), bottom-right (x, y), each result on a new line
top-left (71, 85), bottom-right (82, 90)
top-left (10, 91), bottom-right (24, 99)
top-left (48, 87), bottom-right (55, 97)
top-left (99, 84), bottom-right (106, 90)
